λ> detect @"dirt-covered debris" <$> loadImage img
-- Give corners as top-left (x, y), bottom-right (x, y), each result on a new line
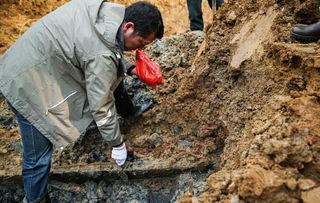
top-left (49, 30), bottom-right (222, 170)
top-left (1, 172), bottom-right (210, 203)
top-left (178, 0), bottom-right (320, 202)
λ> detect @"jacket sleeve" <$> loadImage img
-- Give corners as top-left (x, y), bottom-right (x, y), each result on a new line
top-left (84, 54), bottom-right (123, 146)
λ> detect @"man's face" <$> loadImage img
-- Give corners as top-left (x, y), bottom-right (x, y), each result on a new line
top-left (123, 22), bottom-right (156, 51)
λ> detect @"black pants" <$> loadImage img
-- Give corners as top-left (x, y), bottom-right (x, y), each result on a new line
top-left (187, 0), bottom-right (224, 31)
top-left (114, 81), bottom-right (135, 118)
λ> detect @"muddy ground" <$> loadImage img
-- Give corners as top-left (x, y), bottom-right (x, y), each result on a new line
top-left (1, 0), bottom-right (320, 202)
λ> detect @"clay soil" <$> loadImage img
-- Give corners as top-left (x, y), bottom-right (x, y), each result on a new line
top-left (1, 0), bottom-right (320, 202)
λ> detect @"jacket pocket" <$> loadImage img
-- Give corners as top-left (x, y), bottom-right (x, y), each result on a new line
top-left (46, 91), bottom-right (78, 115)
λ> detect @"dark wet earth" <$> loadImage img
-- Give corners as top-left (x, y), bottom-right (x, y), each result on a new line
top-left (0, 171), bottom-right (210, 203)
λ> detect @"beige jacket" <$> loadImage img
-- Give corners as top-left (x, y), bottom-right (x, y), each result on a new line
top-left (0, 0), bottom-right (131, 149)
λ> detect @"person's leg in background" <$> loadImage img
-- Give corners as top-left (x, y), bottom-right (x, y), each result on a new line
top-left (187, 0), bottom-right (204, 31)
top-left (207, 0), bottom-right (224, 10)
top-left (9, 104), bottom-right (53, 203)
top-left (187, 0), bottom-right (225, 31)
top-left (217, 0), bottom-right (225, 8)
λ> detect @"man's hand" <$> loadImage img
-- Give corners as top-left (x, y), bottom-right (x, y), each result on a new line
top-left (111, 142), bottom-right (127, 166)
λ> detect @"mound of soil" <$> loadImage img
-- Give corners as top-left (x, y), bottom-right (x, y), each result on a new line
top-left (177, 0), bottom-right (320, 202)
top-left (51, 31), bottom-right (219, 169)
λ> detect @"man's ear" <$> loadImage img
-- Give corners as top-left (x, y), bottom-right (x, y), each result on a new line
top-left (123, 22), bottom-right (135, 33)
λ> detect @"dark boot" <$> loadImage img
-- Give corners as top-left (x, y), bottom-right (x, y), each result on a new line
top-left (291, 21), bottom-right (320, 43)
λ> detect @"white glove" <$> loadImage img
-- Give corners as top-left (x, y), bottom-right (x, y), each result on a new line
top-left (111, 143), bottom-right (127, 166)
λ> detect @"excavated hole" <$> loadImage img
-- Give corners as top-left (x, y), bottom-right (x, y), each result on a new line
top-left (1, 171), bottom-right (216, 202)
top-left (0, 95), bottom-right (227, 203)
top-left (0, 136), bottom-right (225, 203)
top-left (0, 28), bottom-right (230, 202)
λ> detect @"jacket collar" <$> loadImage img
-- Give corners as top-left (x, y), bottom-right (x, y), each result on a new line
top-left (87, 0), bottom-right (125, 51)
top-left (116, 26), bottom-right (125, 54)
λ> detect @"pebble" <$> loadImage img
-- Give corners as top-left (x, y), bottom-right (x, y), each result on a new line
top-left (147, 133), bottom-right (163, 146)
top-left (230, 195), bottom-right (240, 203)
top-left (298, 179), bottom-right (316, 191)
top-left (301, 187), bottom-right (320, 203)
top-left (174, 124), bottom-right (184, 135)
top-left (177, 139), bottom-right (192, 148)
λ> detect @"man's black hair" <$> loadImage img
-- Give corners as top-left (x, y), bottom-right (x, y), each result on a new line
top-left (124, 1), bottom-right (164, 39)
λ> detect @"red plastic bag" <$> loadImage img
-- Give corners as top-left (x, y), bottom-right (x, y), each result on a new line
top-left (135, 49), bottom-right (164, 88)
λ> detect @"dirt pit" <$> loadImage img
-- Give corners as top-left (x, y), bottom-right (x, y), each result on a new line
top-left (1, 171), bottom-right (211, 202)
top-left (0, 30), bottom-right (222, 202)
top-left (1, 0), bottom-right (320, 202)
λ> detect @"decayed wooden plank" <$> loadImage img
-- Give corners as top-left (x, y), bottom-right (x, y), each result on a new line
top-left (1, 159), bottom-right (214, 184)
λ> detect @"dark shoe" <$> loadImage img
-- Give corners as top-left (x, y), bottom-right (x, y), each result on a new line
top-left (134, 100), bottom-right (154, 117)
top-left (291, 22), bottom-right (320, 43)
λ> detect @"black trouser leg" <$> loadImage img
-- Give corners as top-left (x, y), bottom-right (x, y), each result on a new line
top-left (207, 0), bottom-right (224, 9)
top-left (187, 0), bottom-right (225, 31)
top-left (187, 0), bottom-right (204, 31)
top-left (114, 81), bottom-right (135, 118)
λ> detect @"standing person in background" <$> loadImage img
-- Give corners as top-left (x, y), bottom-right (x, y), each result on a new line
top-left (187, 0), bottom-right (224, 31)
top-left (0, 0), bottom-right (164, 202)
top-left (291, 21), bottom-right (320, 43)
